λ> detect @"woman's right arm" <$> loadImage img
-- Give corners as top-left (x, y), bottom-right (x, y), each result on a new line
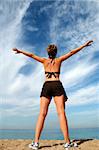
top-left (12, 48), bottom-right (45, 63)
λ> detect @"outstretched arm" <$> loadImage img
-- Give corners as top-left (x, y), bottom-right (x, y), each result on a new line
top-left (59, 40), bottom-right (93, 62)
top-left (12, 48), bottom-right (45, 63)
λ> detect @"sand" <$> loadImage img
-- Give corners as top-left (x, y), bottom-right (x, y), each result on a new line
top-left (0, 139), bottom-right (99, 150)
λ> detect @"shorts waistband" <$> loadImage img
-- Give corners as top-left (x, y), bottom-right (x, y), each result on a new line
top-left (44, 80), bottom-right (61, 83)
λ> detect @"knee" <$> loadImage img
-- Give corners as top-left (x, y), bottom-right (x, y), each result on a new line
top-left (57, 110), bottom-right (65, 117)
top-left (39, 111), bottom-right (47, 117)
top-left (57, 104), bottom-right (65, 116)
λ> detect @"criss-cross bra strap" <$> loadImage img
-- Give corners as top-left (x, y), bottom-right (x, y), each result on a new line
top-left (45, 71), bottom-right (60, 78)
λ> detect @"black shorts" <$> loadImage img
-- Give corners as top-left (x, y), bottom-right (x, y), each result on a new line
top-left (40, 80), bottom-right (68, 101)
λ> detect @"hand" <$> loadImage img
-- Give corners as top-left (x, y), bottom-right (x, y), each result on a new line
top-left (84, 40), bottom-right (93, 47)
top-left (12, 48), bottom-right (21, 54)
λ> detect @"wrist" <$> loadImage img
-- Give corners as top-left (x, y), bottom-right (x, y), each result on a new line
top-left (19, 50), bottom-right (22, 53)
top-left (83, 43), bottom-right (87, 47)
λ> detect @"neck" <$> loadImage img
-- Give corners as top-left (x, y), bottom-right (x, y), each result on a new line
top-left (49, 56), bottom-right (55, 59)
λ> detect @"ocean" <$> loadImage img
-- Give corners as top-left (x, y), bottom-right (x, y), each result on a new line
top-left (0, 128), bottom-right (99, 140)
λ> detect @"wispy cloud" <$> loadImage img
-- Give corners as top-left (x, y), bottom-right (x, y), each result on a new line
top-left (61, 61), bottom-right (98, 88)
top-left (68, 83), bottom-right (99, 106)
top-left (0, 1), bottom-right (34, 114)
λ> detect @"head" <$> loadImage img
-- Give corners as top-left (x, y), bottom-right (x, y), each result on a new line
top-left (46, 44), bottom-right (57, 59)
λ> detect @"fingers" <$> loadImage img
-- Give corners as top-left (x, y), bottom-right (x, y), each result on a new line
top-left (85, 40), bottom-right (93, 46)
top-left (89, 40), bottom-right (93, 44)
top-left (12, 48), bottom-right (20, 54)
top-left (88, 40), bottom-right (93, 46)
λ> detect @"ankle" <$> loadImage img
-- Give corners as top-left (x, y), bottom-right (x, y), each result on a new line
top-left (65, 138), bottom-right (71, 144)
top-left (34, 140), bottom-right (39, 144)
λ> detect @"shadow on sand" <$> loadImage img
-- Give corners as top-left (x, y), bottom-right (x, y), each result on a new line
top-left (39, 142), bottom-right (64, 149)
top-left (39, 139), bottom-right (93, 149)
top-left (76, 139), bottom-right (93, 145)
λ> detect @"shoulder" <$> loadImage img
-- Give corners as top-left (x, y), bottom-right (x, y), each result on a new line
top-left (43, 57), bottom-right (48, 62)
top-left (42, 57), bottom-right (49, 64)
top-left (55, 57), bottom-right (62, 62)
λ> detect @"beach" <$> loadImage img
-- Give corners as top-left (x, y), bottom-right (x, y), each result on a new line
top-left (0, 139), bottom-right (99, 150)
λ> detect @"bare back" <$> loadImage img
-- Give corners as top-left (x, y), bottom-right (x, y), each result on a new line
top-left (43, 58), bottom-right (62, 81)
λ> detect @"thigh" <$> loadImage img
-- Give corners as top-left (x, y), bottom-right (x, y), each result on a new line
top-left (54, 95), bottom-right (65, 114)
top-left (39, 96), bottom-right (51, 114)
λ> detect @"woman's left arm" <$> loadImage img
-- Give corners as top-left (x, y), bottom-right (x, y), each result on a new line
top-left (59, 40), bottom-right (93, 62)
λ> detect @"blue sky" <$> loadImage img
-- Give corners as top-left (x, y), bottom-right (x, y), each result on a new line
top-left (0, 0), bottom-right (99, 129)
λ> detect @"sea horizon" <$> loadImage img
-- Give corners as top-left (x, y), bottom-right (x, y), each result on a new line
top-left (0, 127), bottom-right (99, 140)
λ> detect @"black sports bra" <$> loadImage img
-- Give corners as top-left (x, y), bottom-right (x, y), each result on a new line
top-left (45, 71), bottom-right (60, 78)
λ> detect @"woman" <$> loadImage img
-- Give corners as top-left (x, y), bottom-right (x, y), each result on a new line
top-left (12, 40), bottom-right (93, 149)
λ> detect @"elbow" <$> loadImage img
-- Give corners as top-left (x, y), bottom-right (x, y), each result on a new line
top-left (30, 53), bottom-right (34, 57)
top-left (70, 51), bottom-right (75, 56)
top-left (70, 51), bottom-right (74, 55)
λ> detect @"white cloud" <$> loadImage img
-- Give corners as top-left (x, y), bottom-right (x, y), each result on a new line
top-left (50, 0), bottom-right (99, 51)
top-left (61, 62), bottom-right (98, 88)
top-left (67, 83), bottom-right (99, 106)
top-left (26, 25), bottom-right (39, 32)
top-left (39, 4), bottom-right (53, 14)
top-left (0, 1), bottom-right (35, 114)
